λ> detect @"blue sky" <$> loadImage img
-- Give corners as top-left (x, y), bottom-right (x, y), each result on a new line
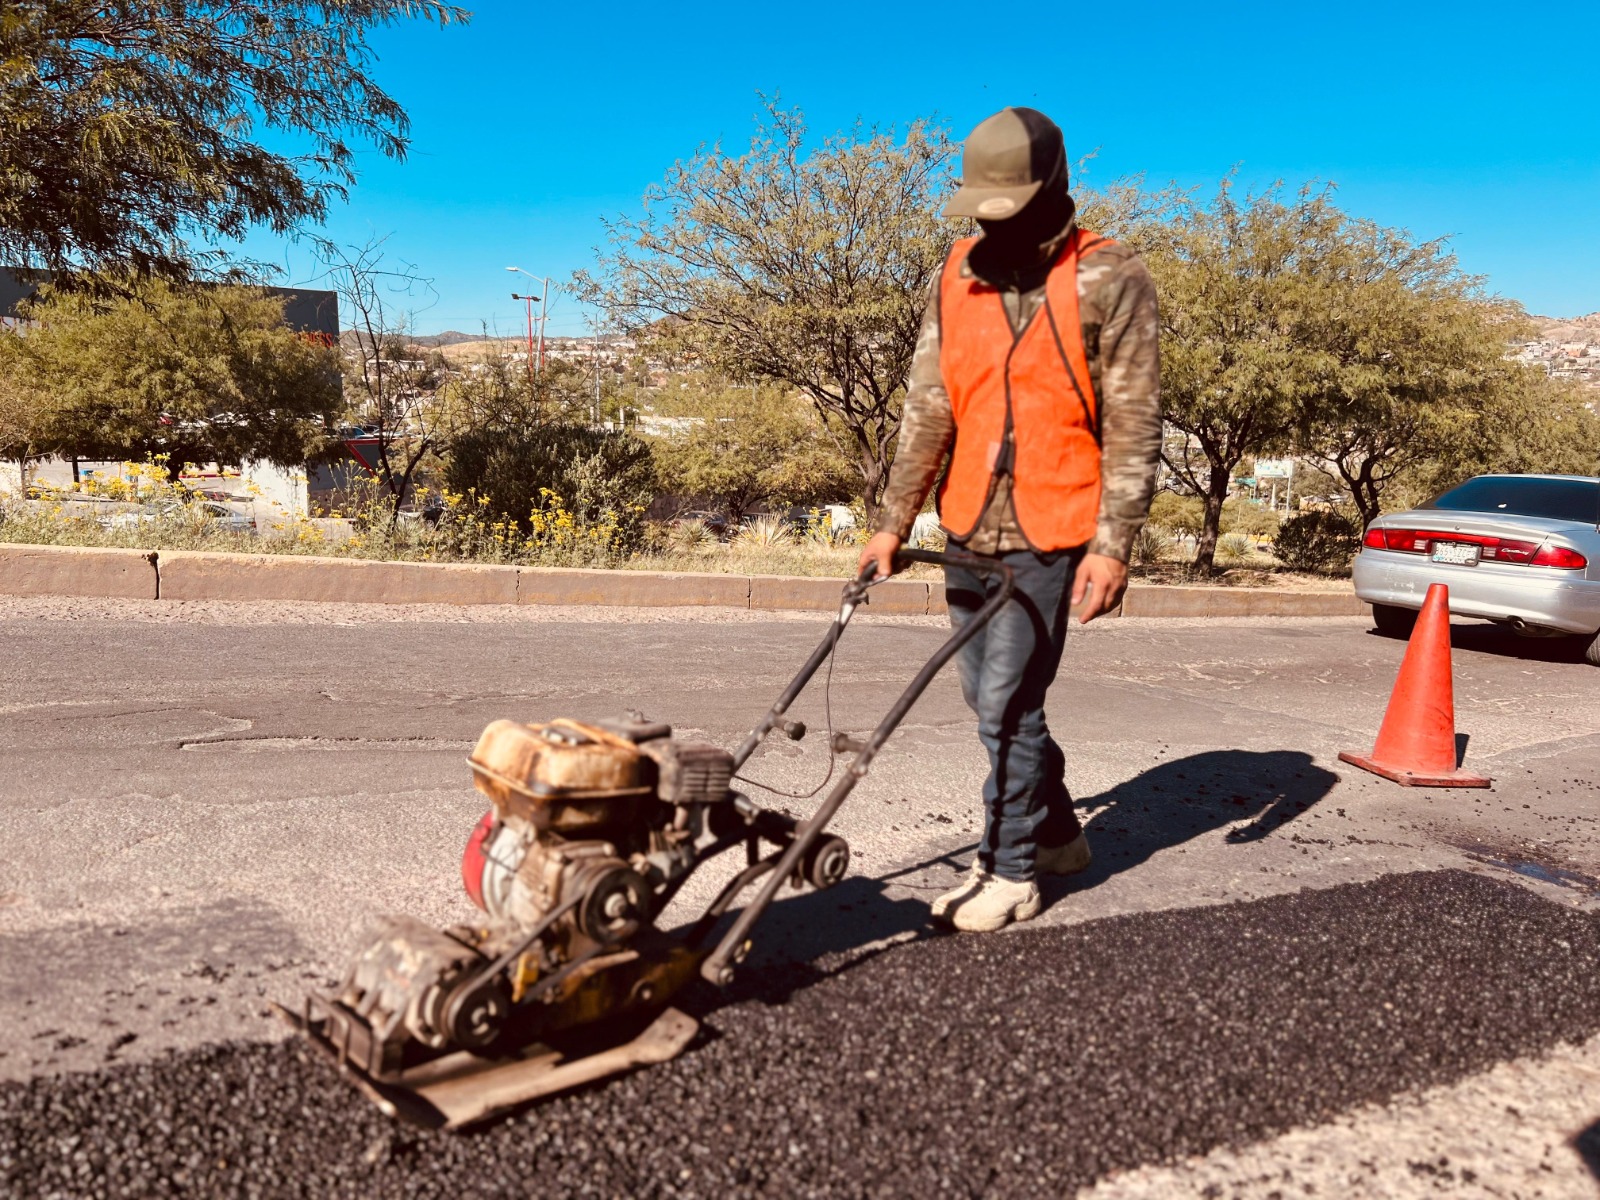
top-left (240, 0), bottom-right (1600, 336)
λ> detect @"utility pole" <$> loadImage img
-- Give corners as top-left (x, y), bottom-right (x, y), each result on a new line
top-left (510, 292), bottom-right (536, 388)
top-left (537, 276), bottom-right (548, 372)
top-left (591, 316), bottom-right (601, 427)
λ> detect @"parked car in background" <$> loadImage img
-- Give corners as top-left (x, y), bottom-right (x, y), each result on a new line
top-left (1352, 474), bottom-right (1600, 665)
top-left (668, 509), bottom-right (729, 537)
top-left (100, 500), bottom-right (255, 533)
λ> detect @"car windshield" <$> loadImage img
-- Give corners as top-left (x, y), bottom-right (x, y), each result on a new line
top-left (1420, 476), bottom-right (1600, 524)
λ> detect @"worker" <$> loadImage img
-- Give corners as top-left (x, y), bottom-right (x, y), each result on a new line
top-left (860, 107), bottom-right (1162, 932)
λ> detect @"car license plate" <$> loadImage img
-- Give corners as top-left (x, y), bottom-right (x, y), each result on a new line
top-left (1430, 542), bottom-right (1480, 566)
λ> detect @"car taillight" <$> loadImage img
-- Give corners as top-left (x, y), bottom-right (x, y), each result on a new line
top-left (1371, 528), bottom-right (1430, 552)
top-left (1531, 544), bottom-right (1588, 569)
top-left (1364, 528), bottom-right (1588, 569)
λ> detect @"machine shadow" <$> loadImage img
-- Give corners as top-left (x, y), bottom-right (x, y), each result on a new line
top-left (669, 872), bottom-right (939, 1021)
top-left (1053, 748), bottom-right (1340, 904)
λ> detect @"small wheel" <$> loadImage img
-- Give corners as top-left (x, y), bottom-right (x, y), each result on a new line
top-left (1583, 629), bottom-right (1600, 668)
top-left (801, 835), bottom-right (851, 890)
top-left (1372, 603), bottom-right (1417, 639)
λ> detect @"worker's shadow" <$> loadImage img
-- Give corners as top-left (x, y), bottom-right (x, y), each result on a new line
top-left (681, 749), bottom-right (1337, 1019)
top-left (1055, 748), bottom-right (1339, 901)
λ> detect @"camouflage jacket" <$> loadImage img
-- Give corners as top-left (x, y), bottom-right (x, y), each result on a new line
top-left (876, 218), bottom-right (1162, 561)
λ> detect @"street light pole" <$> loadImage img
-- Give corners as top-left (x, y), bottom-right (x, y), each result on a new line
top-left (505, 266), bottom-right (553, 375)
top-left (538, 277), bottom-right (548, 373)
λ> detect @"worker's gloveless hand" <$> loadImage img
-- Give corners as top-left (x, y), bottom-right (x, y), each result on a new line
top-left (859, 531), bottom-right (902, 579)
top-left (1072, 552), bottom-right (1128, 623)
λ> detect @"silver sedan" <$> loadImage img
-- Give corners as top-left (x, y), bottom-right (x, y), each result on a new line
top-left (1352, 474), bottom-right (1600, 666)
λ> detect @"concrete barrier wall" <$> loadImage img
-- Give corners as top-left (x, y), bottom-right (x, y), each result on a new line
top-left (751, 575), bottom-right (930, 615)
top-left (0, 544), bottom-right (1369, 619)
top-left (927, 589), bottom-right (1122, 621)
top-left (1120, 585), bottom-right (1368, 619)
top-left (519, 567), bottom-right (749, 608)
top-left (0, 544), bottom-right (158, 599)
top-left (158, 550), bottom-right (518, 605)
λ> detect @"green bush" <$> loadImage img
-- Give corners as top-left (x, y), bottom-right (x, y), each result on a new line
top-left (1148, 492), bottom-right (1204, 538)
top-left (1222, 498), bottom-right (1281, 538)
top-left (446, 425), bottom-right (656, 551)
top-left (1272, 510), bottom-right (1361, 572)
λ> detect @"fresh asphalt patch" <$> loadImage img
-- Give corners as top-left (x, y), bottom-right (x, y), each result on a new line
top-left (4, 869), bottom-right (1599, 1199)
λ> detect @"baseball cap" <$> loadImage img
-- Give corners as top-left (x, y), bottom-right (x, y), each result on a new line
top-left (944, 107), bottom-right (1066, 220)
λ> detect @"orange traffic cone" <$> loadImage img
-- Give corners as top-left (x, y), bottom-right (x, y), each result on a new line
top-left (1338, 582), bottom-right (1491, 788)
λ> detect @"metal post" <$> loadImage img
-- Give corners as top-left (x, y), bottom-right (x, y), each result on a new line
top-left (512, 294), bottom-right (534, 388)
top-left (537, 278), bottom-right (548, 375)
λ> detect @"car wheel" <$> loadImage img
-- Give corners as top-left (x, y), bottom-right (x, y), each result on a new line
top-left (1583, 630), bottom-right (1600, 668)
top-left (1371, 603), bottom-right (1417, 639)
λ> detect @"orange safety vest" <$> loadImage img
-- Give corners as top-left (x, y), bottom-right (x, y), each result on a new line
top-left (937, 228), bottom-right (1115, 552)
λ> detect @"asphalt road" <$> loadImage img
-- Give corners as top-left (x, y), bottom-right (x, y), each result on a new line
top-left (2, 595), bottom-right (1599, 1197)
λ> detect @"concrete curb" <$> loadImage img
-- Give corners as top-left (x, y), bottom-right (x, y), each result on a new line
top-left (0, 544), bottom-right (158, 599)
top-left (751, 575), bottom-right (931, 615)
top-left (158, 550), bottom-right (518, 605)
top-left (0, 544), bottom-right (1370, 620)
top-left (1120, 584), bottom-right (1369, 619)
top-left (518, 566), bottom-right (750, 608)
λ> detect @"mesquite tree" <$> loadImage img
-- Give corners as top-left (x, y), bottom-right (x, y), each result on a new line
top-left (1131, 180), bottom-right (1327, 574)
top-left (576, 103), bottom-right (956, 518)
top-left (20, 280), bottom-right (342, 473)
top-left (0, 1), bottom-right (465, 280)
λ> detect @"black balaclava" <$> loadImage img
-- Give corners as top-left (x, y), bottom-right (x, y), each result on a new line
top-left (970, 151), bottom-right (1075, 284)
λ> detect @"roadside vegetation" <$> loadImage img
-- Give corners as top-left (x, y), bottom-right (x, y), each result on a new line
top-left (2, 76), bottom-right (1595, 583)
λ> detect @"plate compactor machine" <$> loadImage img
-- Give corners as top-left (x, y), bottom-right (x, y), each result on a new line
top-left (275, 550), bottom-right (1012, 1129)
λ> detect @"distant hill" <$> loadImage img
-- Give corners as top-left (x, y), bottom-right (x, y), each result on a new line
top-left (1534, 313), bottom-right (1600, 342)
top-left (338, 329), bottom-right (509, 356)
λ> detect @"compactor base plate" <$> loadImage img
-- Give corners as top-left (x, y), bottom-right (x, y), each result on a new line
top-left (271, 1002), bottom-right (698, 1130)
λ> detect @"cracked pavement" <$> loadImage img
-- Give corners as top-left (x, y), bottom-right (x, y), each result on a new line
top-left (1, 595), bottom-right (1599, 1196)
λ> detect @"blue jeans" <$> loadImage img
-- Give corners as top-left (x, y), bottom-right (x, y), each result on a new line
top-left (946, 545), bottom-right (1087, 882)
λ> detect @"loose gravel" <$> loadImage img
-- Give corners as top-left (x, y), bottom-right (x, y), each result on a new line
top-left (4, 869), bottom-right (1599, 1199)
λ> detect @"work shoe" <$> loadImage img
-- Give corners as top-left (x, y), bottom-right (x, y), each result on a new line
top-left (931, 869), bottom-right (1041, 933)
top-left (1036, 831), bottom-right (1092, 876)
top-left (930, 863), bottom-right (989, 923)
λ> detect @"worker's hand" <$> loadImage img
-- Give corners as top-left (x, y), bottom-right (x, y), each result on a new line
top-left (1071, 553), bottom-right (1128, 624)
top-left (858, 531), bottom-right (902, 580)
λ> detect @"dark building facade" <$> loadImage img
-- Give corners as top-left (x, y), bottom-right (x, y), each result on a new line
top-left (0, 268), bottom-right (339, 338)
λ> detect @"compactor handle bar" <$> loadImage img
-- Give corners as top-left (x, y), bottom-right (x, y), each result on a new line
top-left (704, 548), bottom-right (1015, 985)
